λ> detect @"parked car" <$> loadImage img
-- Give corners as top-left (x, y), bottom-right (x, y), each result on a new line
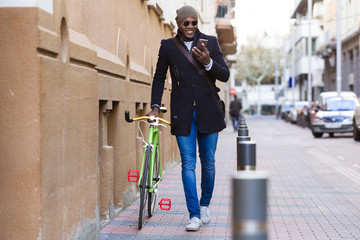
top-left (353, 97), bottom-right (360, 141)
top-left (310, 97), bottom-right (358, 138)
top-left (280, 101), bottom-right (291, 121)
top-left (317, 91), bottom-right (357, 110)
top-left (289, 101), bottom-right (309, 124)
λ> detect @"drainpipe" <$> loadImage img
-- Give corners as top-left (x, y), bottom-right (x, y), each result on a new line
top-left (307, 0), bottom-right (312, 104)
top-left (336, 0), bottom-right (342, 96)
top-left (291, 22), bottom-right (296, 106)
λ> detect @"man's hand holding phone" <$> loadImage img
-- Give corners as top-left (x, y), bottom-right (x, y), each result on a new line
top-left (192, 39), bottom-right (210, 65)
top-left (195, 39), bottom-right (208, 51)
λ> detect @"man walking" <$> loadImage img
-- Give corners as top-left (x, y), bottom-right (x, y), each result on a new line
top-left (147, 5), bottom-right (229, 231)
top-left (229, 95), bottom-right (242, 131)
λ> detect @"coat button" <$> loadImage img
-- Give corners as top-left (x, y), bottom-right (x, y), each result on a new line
top-left (192, 83), bottom-right (196, 87)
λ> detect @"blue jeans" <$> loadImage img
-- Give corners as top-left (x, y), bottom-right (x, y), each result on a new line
top-left (231, 116), bottom-right (240, 131)
top-left (176, 109), bottom-right (218, 219)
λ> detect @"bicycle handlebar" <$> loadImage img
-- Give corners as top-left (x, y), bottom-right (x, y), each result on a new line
top-left (124, 110), bottom-right (171, 125)
top-left (125, 110), bottom-right (133, 122)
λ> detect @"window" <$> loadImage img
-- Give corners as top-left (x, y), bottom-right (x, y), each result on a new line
top-left (312, 38), bottom-right (317, 55)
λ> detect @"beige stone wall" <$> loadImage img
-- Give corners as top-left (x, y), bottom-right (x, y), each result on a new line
top-left (0, 1), bottom-right (179, 239)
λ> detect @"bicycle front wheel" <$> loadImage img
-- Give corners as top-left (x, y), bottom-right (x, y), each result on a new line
top-left (138, 147), bottom-right (150, 229)
top-left (148, 147), bottom-right (159, 217)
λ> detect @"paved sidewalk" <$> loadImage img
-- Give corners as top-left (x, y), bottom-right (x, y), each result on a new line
top-left (98, 121), bottom-right (235, 240)
top-left (98, 116), bottom-right (360, 239)
top-left (251, 117), bottom-right (360, 240)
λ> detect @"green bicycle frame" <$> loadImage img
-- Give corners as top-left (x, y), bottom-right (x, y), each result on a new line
top-left (137, 125), bottom-right (162, 193)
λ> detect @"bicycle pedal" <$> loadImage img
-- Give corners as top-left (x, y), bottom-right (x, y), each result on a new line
top-left (159, 198), bottom-right (171, 211)
top-left (128, 170), bottom-right (139, 182)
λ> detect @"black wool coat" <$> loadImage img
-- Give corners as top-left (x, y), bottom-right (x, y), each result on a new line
top-left (151, 30), bottom-right (230, 136)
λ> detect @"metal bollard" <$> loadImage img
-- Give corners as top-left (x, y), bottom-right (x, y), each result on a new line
top-left (233, 171), bottom-right (268, 240)
top-left (238, 119), bottom-right (250, 142)
top-left (237, 119), bottom-right (256, 170)
top-left (237, 140), bottom-right (256, 171)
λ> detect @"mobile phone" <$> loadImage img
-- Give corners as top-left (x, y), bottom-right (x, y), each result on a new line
top-left (196, 39), bottom-right (208, 51)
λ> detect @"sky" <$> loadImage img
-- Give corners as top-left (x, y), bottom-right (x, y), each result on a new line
top-left (234, 0), bottom-right (295, 47)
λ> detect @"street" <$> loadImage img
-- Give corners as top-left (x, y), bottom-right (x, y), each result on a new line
top-left (248, 116), bottom-right (360, 239)
top-left (99, 116), bottom-right (360, 239)
top-left (250, 116), bottom-right (360, 186)
top-left (3, 1), bottom-right (360, 239)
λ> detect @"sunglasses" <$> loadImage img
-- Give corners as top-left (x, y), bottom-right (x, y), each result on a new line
top-left (183, 20), bottom-right (198, 27)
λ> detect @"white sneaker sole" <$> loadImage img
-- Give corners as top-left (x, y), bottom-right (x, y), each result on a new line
top-left (201, 219), bottom-right (210, 224)
top-left (186, 226), bottom-right (201, 232)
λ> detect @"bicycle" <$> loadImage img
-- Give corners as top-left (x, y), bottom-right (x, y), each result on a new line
top-left (125, 107), bottom-right (172, 229)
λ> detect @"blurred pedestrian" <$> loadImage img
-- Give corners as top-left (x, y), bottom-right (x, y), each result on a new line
top-left (229, 95), bottom-right (242, 131)
top-left (147, 5), bottom-right (230, 231)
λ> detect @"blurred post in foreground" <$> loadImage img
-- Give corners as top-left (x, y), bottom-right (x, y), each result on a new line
top-left (233, 171), bottom-right (268, 240)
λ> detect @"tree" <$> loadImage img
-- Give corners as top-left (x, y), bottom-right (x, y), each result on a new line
top-left (235, 35), bottom-right (279, 86)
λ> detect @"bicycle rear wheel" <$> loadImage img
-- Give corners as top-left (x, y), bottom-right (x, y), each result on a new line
top-left (148, 147), bottom-right (159, 217)
top-left (138, 147), bottom-right (150, 229)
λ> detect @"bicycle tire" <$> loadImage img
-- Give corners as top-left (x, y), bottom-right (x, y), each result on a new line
top-left (138, 147), bottom-right (150, 229)
top-left (148, 147), bottom-right (159, 217)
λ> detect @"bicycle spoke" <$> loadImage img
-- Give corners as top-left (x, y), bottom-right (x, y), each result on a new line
top-left (148, 147), bottom-right (159, 217)
top-left (138, 148), bottom-right (150, 229)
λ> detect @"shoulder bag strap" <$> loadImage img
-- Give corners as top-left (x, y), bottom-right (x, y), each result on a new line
top-left (172, 37), bottom-right (221, 101)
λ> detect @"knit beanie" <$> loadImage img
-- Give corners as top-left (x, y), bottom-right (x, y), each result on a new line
top-left (175, 6), bottom-right (198, 24)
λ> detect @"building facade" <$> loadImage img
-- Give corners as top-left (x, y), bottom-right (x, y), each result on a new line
top-left (285, 0), bottom-right (360, 104)
top-left (318, 0), bottom-right (360, 95)
top-left (284, 0), bottom-right (325, 103)
top-left (0, 0), bottom-right (235, 239)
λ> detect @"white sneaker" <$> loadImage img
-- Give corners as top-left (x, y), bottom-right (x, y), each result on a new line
top-left (186, 217), bottom-right (202, 231)
top-left (200, 206), bottom-right (211, 224)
